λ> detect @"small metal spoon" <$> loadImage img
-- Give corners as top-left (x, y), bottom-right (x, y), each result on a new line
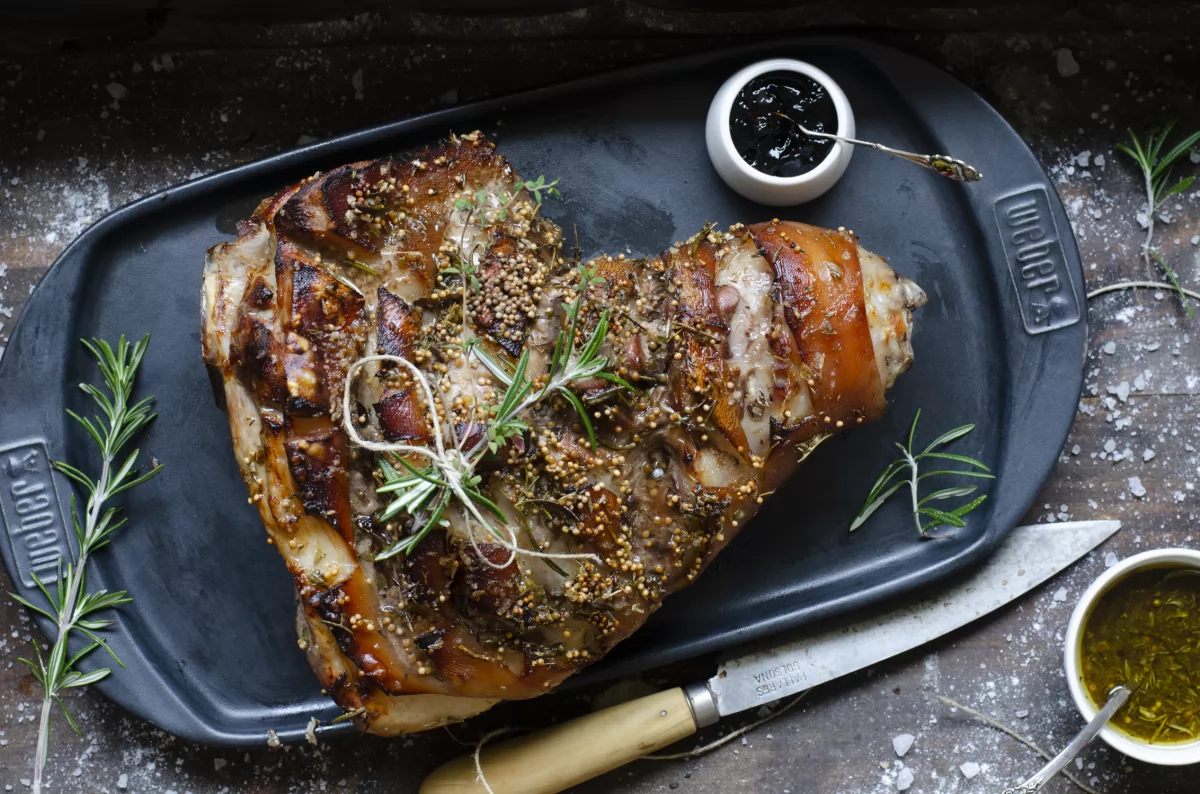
top-left (773, 112), bottom-right (983, 182)
top-left (1001, 685), bottom-right (1132, 794)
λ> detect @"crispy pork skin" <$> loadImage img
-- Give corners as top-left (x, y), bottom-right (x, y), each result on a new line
top-left (201, 132), bottom-right (925, 734)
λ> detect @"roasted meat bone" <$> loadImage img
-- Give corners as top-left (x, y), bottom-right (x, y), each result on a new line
top-left (200, 131), bottom-right (925, 735)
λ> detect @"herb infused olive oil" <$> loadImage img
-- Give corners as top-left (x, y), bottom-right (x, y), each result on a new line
top-left (1080, 566), bottom-right (1200, 744)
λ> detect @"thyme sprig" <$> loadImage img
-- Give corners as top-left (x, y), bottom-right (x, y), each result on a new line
top-left (517, 175), bottom-right (561, 207)
top-left (453, 175), bottom-right (561, 223)
top-left (1117, 124), bottom-right (1200, 317)
top-left (850, 411), bottom-right (993, 537)
top-left (12, 335), bottom-right (162, 794)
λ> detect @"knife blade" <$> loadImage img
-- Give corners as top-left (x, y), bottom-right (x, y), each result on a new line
top-left (697, 519), bottom-right (1121, 721)
top-left (421, 519), bottom-right (1120, 794)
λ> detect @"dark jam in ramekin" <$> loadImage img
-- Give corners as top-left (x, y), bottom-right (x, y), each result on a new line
top-left (729, 72), bottom-right (837, 178)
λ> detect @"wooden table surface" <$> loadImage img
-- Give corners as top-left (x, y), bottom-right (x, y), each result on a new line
top-left (1, 16), bottom-right (1199, 794)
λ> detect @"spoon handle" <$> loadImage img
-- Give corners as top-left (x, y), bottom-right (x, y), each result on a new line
top-left (1002, 686), bottom-right (1131, 794)
top-left (775, 113), bottom-right (984, 182)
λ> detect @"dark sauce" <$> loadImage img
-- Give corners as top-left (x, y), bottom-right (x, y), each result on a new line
top-left (729, 72), bottom-right (837, 178)
top-left (1080, 566), bottom-right (1200, 744)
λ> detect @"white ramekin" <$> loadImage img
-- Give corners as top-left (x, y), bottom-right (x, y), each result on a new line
top-left (705, 58), bottom-right (855, 206)
top-left (1063, 548), bottom-right (1200, 765)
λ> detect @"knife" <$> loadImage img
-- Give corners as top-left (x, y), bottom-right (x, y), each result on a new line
top-left (420, 520), bottom-right (1120, 794)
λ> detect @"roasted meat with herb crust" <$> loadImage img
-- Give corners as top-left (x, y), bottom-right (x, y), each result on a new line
top-left (201, 131), bottom-right (925, 735)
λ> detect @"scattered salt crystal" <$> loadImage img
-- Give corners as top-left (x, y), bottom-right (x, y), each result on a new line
top-left (1076, 758), bottom-right (1084, 770)
top-left (1015, 709), bottom-right (1030, 718)
top-left (1192, 235), bottom-right (1200, 246)
top-left (1105, 552), bottom-right (1119, 568)
top-left (896, 768), bottom-right (914, 791)
top-left (1191, 151), bottom-right (1200, 165)
top-left (892, 733), bottom-right (915, 757)
top-left (1055, 49), bottom-right (1080, 77)
top-left (214, 757), bottom-right (227, 771)
top-left (106, 82), bottom-right (127, 100)
top-left (1144, 448), bottom-right (1156, 462)
top-left (1071, 151), bottom-right (1091, 167)
top-left (1104, 439), bottom-right (1117, 453)
top-left (1136, 211), bottom-right (1149, 229)
top-left (1129, 477), bottom-right (1147, 498)
top-left (351, 68), bottom-right (365, 101)
top-left (1107, 381), bottom-right (1130, 403)
top-left (266, 729), bottom-right (282, 748)
top-left (1102, 341), bottom-right (1116, 355)
top-left (1133, 373), bottom-right (1146, 391)
top-left (1144, 341), bottom-right (1161, 352)
top-left (960, 761), bottom-right (981, 779)
top-left (1053, 587), bottom-right (1068, 602)
top-left (1094, 154), bottom-right (1105, 167)
top-left (117, 774), bottom-right (128, 790)
top-left (1071, 444), bottom-right (1081, 455)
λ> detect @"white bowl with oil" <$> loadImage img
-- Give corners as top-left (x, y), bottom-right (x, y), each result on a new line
top-left (1064, 548), bottom-right (1200, 766)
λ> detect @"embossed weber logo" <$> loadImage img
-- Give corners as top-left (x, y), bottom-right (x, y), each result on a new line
top-left (752, 659), bottom-right (808, 699)
top-left (994, 187), bottom-right (1081, 334)
top-left (0, 442), bottom-right (72, 588)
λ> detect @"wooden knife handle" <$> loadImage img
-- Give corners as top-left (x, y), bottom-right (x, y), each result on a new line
top-left (420, 687), bottom-right (698, 794)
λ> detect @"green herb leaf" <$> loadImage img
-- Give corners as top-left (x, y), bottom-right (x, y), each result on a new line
top-left (849, 481), bottom-right (906, 532)
top-left (558, 387), bottom-right (597, 451)
top-left (1119, 124), bottom-right (1200, 315)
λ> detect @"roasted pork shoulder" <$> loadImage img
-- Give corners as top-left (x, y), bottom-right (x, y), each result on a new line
top-left (201, 131), bottom-right (925, 734)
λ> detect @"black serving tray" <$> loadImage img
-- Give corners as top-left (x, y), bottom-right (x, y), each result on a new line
top-left (0, 38), bottom-right (1085, 746)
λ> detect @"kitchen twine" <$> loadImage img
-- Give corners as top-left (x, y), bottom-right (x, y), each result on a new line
top-left (342, 354), bottom-right (600, 570)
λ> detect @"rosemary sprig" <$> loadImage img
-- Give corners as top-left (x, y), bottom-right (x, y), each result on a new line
top-left (850, 410), bottom-right (993, 537)
top-left (1116, 124), bottom-right (1200, 317)
top-left (12, 335), bottom-right (161, 794)
top-left (367, 261), bottom-right (632, 563)
top-left (537, 261), bottom-right (635, 449)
